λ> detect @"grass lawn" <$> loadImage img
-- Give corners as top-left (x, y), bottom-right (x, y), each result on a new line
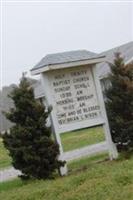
top-left (1, 127), bottom-right (133, 200)
top-left (1, 154), bottom-right (133, 200)
top-left (61, 126), bottom-right (105, 152)
top-left (0, 138), bottom-right (12, 169)
top-left (0, 126), bottom-right (104, 169)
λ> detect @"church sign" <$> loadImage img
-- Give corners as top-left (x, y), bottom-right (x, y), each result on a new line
top-left (47, 66), bottom-right (103, 133)
top-left (31, 50), bottom-right (118, 175)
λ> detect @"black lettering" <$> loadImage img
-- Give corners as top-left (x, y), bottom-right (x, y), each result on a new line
top-left (77, 95), bottom-right (93, 101)
top-left (71, 70), bottom-right (87, 77)
top-left (54, 86), bottom-right (70, 93)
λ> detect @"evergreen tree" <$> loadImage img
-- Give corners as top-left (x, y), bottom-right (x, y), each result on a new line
top-left (3, 75), bottom-right (64, 179)
top-left (105, 53), bottom-right (133, 153)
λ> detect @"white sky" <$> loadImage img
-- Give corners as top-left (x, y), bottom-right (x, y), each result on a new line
top-left (1, 1), bottom-right (133, 87)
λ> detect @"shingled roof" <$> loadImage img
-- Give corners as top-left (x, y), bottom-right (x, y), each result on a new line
top-left (31, 50), bottom-right (103, 72)
top-left (31, 41), bottom-right (133, 78)
top-left (98, 41), bottom-right (133, 79)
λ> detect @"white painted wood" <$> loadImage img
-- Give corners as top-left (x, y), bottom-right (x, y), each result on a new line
top-left (46, 66), bottom-right (104, 134)
top-left (63, 142), bottom-right (107, 161)
top-left (31, 58), bottom-right (118, 176)
top-left (40, 73), bottom-right (68, 175)
top-left (58, 119), bottom-right (104, 134)
top-left (92, 65), bottom-right (118, 159)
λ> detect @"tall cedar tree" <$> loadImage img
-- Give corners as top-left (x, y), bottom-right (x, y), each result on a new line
top-left (105, 53), bottom-right (133, 153)
top-left (3, 76), bottom-right (64, 179)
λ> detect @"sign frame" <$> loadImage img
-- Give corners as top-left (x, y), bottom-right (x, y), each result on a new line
top-left (40, 63), bottom-right (118, 176)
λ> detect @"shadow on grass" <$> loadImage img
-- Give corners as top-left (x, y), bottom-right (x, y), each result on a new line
top-left (68, 153), bottom-right (109, 175)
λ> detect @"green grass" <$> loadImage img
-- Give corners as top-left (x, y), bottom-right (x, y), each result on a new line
top-left (0, 130), bottom-right (133, 200)
top-left (0, 178), bottom-right (25, 192)
top-left (0, 138), bottom-right (12, 169)
top-left (1, 126), bottom-right (133, 199)
top-left (0, 126), bottom-right (104, 169)
top-left (61, 126), bottom-right (105, 152)
top-left (1, 154), bottom-right (133, 200)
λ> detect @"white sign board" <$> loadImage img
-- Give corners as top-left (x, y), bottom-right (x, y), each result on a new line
top-left (40, 64), bottom-right (118, 176)
top-left (47, 66), bottom-right (104, 133)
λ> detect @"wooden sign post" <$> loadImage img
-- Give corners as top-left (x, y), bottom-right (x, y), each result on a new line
top-left (31, 53), bottom-right (118, 176)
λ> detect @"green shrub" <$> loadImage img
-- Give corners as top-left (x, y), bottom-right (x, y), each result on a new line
top-left (2, 75), bottom-right (64, 179)
top-left (105, 53), bottom-right (133, 154)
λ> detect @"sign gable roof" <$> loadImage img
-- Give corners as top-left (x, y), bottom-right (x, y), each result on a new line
top-left (31, 50), bottom-right (100, 72)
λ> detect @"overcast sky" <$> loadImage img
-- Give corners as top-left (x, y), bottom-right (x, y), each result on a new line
top-left (1, 1), bottom-right (133, 87)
